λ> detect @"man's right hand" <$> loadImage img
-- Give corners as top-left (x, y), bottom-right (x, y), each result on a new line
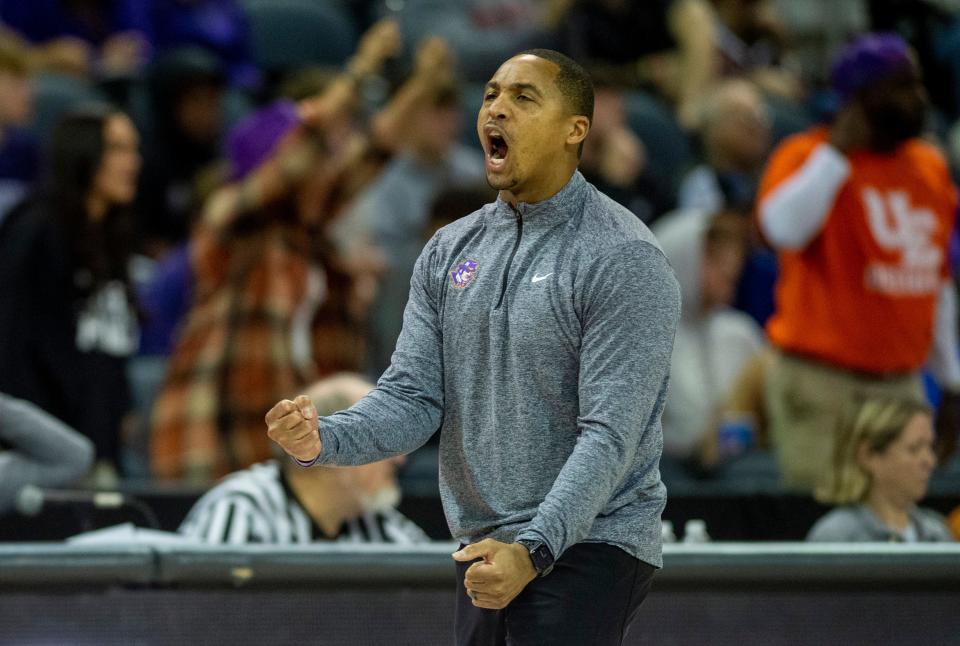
top-left (413, 36), bottom-right (454, 80)
top-left (349, 18), bottom-right (402, 77)
top-left (265, 395), bottom-right (321, 463)
top-left (828, 104), bottom-right (871, 154)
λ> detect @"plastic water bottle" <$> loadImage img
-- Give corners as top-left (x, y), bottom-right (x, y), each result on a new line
top-left (683, 519), bottom-right (710, 543)
top-left (717, 413), bottom-right (756, 459)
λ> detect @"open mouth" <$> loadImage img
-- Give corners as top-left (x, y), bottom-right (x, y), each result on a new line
top-left (482, 125), bottom-right (510, 170)
top-left (489, 132), bottom-right (508, 161)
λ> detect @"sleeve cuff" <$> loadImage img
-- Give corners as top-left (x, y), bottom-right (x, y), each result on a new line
top-left (292, 453), bottom-right (322, 468)
top-left (514, 528), bottom-right (558, 560)
top-left (291, 417), bottom-right (324, 467)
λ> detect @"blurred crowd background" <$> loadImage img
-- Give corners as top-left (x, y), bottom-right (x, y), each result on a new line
top-left (2, 0), bottom-right (960, 543)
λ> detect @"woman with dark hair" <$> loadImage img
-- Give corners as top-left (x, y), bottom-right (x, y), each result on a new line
top-left (0, 104), bottom-right (141, 477)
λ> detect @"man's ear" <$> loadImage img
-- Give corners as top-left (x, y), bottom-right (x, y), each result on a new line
top-left (566, 116), bottom-right (590, 148)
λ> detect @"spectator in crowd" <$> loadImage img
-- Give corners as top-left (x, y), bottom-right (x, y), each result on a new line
top-left (711, 0), bottom-right (803, 100)
top-left (557, 0), bottom-right (719, 128)
top-left (333, 77), bottom-right (485, 377)
top-left (150, 0), bottom-right (259, 89)
top-left (0, 0), bottom-right (152, 78)
top-left (125, 164), bottom-right (226, 477)
top-left (577, 87), bottom-right (654, 220)
top-left (136, 47), bottom-right (226, 254)
top-left (678, 77), bottom-right (771, 214)
top-left (378, 0), bottom-right (556, 83)
top-left (767, 0), bottom-right (868, 91)
top-left (867, 0), bottom-right (960, 121)
top-left (758, 33), bottom-right (960, 492)
top-left (0, 24), bottom-right (84, 77)
top-left (0, 40), bottom-right (38, 230)
top-left (808, 397), bottom-right (953, 542)
top-left (653, 207), bottom-right (764, 473)
top-left (150, 22), bottom-right (454, 482)
top-left (179, 373), bottom-right (428, 544)
top-left (678, 77), bottom-right (778, 326)
top-left (0, 392), bottom-right (95, 516)
top-left (0, 105), bottom-right (141, 481)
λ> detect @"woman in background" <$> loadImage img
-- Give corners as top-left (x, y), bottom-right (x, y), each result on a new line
top-left (0, 105), bottom-right (141, 480)
top-left (808, 397), bottom-right (953, 542)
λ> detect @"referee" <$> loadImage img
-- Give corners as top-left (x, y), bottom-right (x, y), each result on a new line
top-left (267, 49), bottom-right (679, 646)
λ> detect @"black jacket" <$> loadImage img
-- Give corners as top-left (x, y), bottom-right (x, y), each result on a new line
top-left (0, 199), bottom-right (130, 460)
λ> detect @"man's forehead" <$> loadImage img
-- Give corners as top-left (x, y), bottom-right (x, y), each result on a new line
top-left (488, 55), bottom-right (558, 88)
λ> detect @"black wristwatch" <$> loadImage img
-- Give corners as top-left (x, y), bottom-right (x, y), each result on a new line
top-left (517, 539), bottom-right (555, 577)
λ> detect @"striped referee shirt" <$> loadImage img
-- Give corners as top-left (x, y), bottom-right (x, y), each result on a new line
top-left (178, 460), bottom-right (429, 545)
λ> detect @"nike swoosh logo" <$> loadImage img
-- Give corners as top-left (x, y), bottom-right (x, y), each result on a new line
top-left (531, 273), bottom-right (553, 283)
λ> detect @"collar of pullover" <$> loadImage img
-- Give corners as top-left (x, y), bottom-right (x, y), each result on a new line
top-left (490, 170), bottom-right (587, 228)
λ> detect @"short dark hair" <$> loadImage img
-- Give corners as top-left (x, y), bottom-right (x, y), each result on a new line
top-left (517, 48), bottom-right (594, 124)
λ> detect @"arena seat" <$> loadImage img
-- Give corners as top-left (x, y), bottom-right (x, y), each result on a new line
top-left (243, 0), bottom-right (358, 72)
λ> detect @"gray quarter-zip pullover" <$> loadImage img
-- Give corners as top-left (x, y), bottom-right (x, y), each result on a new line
top-left (313, 171), bottom-right (680, 567)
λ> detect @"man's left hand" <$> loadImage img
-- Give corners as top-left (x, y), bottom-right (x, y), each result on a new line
top-left (452, 539), bottom-right (537, 610)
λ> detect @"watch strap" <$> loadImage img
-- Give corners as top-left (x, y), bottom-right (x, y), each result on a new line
top-left (517, 539), bottom-right (555, 577)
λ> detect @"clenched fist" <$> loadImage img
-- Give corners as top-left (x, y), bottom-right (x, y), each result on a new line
top-left (265, 395), bottom-right (321, 463)
top-left (453, 539), bottom-right (537, 610)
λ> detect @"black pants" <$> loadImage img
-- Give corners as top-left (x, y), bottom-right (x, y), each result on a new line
top-left (454, 542), bottom-right (655, 646)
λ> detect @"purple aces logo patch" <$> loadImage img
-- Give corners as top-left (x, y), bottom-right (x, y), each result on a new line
top-left (450, 259), bottom-right (479, 289)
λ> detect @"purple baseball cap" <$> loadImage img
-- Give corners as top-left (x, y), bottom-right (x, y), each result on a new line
top-left (831, 32), bottom-right (914, 105)
top-left (226, 99), bottom-right (301, 181)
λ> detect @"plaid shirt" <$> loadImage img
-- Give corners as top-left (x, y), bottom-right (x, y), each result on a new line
top-left (151, 214), bottom-right (364, 482)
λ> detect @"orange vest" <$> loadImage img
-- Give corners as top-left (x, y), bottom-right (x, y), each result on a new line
top-left (758, 128), bottom-right (957, 373)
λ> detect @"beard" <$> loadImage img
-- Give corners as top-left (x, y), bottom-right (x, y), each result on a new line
top-left (867, 104), bottom-right (925, 153)
top-left (357, 484), bottom-right (402, 514)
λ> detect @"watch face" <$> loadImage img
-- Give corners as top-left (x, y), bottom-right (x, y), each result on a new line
top-left (518, 540), bottom-right (553, 574)
top-left (531, 545), bottom-right (553, 571)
